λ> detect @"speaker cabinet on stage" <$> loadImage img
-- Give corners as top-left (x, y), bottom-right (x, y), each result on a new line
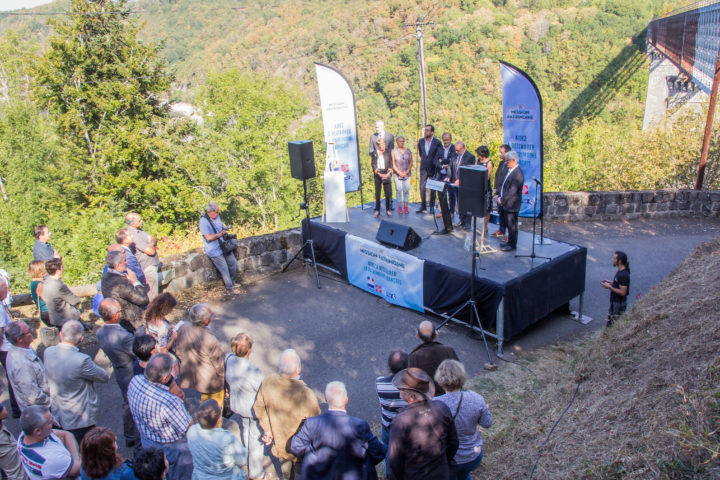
top-left (376, 220), bottom-right (421, 251)
top-left (459, 165), bottom-right (488, 218)
top-left (288, 140), bottom-right (316, 180)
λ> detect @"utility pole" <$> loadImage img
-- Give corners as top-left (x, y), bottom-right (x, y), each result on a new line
top-left (405, 17), bottom-right (434, 128)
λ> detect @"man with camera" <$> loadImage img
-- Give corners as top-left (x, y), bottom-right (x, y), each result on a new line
top-left (199, 202), bottom-right (238, 294)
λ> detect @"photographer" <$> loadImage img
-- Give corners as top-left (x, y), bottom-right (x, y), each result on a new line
top-left (199, 202), bottom-right (238, 294)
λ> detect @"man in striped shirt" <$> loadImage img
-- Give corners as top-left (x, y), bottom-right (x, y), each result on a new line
top-left (375, 349), bottom-right (409, 447)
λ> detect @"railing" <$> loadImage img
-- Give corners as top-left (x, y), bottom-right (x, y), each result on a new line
top-left (648, 0), bottom-right (720, 92)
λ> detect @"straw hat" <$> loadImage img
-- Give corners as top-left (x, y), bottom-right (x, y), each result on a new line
top-left (392, 367), bottom-right (435, 399)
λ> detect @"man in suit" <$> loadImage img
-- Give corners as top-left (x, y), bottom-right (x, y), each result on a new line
top-left (369, 120), bottom-right (394, 160)
top-left (43, 258), bottom-right (82, 327)
top-left (436, 133), bottom-right (457, 215)
top-left (496, 150), bottom-right (525, 251)
top-left (408, 321), bottom-right (460, 396)
top-left (449, 141), bottom-right (476, 230)
top-left (290, 381), bottom-right (386, 480)
top-left (44, 320), bottom-right (109, 445)
top-left (101, 250), bottom-right (149, 330)
top-left (96, 298), bottom-right (141, 448)
top-left (492, 144), bottom-right (511, 240)
top-left (254, 349), bottom-right (321, 480)
top-left (416, 124), bottom-right (443, 213)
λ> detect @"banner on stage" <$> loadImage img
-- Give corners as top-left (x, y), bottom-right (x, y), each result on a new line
top-left (345, 235), bottom-right (424, 312)
top-left (315, 63), bottom-right (361, 193)
top-left (500, 61), bottom-right (543, 218)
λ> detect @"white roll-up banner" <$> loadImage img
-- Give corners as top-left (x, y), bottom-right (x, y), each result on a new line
top-left (500, 61), bottom-right (543, 218)
top-left (315, 63), bottom-right (361, 192)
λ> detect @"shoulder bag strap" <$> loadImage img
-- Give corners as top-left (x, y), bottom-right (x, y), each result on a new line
top-left (452, 391), bottom-right (464, 421)
top-left (204, 213), bottom-right (219, 234)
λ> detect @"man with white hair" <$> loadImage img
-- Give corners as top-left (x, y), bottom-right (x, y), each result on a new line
top-left (254, 349), bottom-right (320, 480)
top-left (5, 321), bottom-right (50, 412)
top-left (290, 381), bottom-right (385, 480)
top-left (199, 202), bottom-right (238, 294)
top-left (494, 149), bottom-right (524, 251)
top-left (175, 303), bottom-right (225, 418)
top-left (17, 405), bottom-right (81, 480)
top-left (369, 120), bottom-right (394, 160)
top-left (43, 320), bottom-right (109, 445)
top-left (408, 320), bottom-right (459, 396)
top-left (101, 250), bottom-right (149, 330)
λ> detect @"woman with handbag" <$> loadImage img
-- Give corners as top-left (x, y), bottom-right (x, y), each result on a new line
top-left (435, 360), bottom-right (493, 480)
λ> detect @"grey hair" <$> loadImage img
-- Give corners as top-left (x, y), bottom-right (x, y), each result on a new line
top-left (125, 212), bottom-right (141, 226)
top-left (61, 320), bottom-right (84, 345)
top-left (375, 120), bottom-right (384, 127)
top-left (205, 202), bottom-right (219, 213)
top-left (278, 349), bottom-right (301, 377)
top-left (189, 304), bottom-right (213, 326)
top-left (505, 150), bottom-right (519, 162)
top-left (5, 321), bottom-right (27, 345)
top-left (106, 250), bottom-right (125, 269)
top-left (20, 405), bottom-right (50, 436)
top-left (454, 141), bottom-right (465, 149)
top-left (145, 353), bottom-right (176, 384)
top-left (434, 359), bottom-right (467, 391)
top-left (325, 381), bottom-right (347, 409)
top-left (98, 298), bottom-right (121, 321)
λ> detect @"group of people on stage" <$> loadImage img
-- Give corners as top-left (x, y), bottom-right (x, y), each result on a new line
top-left (369, 121), bottom-right (525, 251)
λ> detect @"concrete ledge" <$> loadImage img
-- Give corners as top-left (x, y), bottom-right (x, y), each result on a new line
top-left (543, 189), bottom-right (720, 222)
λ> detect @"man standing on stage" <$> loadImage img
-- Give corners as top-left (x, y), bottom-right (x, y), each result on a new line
top-left (369, 120), bottom-right (394, 161)
top-left (495, 150), bottom-right (524, 251)
top-left (492, 145), bottom-right (511, 240)
top-left (450, 141), bottom-right (476, 231)
top-left (416, 124), bottom-right (442, 213)
top-left (602, 251), bottom-right (630, 327)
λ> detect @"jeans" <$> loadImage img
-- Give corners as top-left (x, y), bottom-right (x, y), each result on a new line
top-left (450, 450), bottom-right (483, 480)
top-left (394, 176), bottom-right (411, 204)
top-left (140, 434), bottom-right (194, 480)
top-left (210, 252), bottom-right (238, 291)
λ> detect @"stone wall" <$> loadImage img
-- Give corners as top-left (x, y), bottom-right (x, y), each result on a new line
top-left (160, 228), bottom-right (303, 293)
top-left (543, 189), bottom-right (720, 222)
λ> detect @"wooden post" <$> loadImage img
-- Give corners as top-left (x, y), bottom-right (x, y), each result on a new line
top-left (696, 45), bottom-right (720, 190)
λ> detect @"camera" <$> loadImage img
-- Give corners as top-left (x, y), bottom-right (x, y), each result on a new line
top-left (222, 233), bottom-right (237, 241)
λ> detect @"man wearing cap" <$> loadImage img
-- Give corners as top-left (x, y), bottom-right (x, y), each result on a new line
top-left (388, 367), bottom-right (458, 480)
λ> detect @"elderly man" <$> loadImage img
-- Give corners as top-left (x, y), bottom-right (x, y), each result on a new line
top-left (32, 225), bottom-right (59, 262)
top-left (187, 399), bottom-right (248, 479)
top-left (492, 145), bottom-right (511, 240)
top-left (125, 213), bottom-right (160, 300)
top-left (225, 333), bottom-right (265, 480)
top-left (96, 298), bottom-right (140, 448)
top-left (101, 251), bottom-right (149, 330)
top-left (449, 141), bottom-right (476, 231)
top-left (408, 321), bottom-right (459, 396)
top-left (254, 349), bottom-right (320, 480)
top-left (199, 203), bottom-right (238, 294)
top-left (290, 381), bottom-right (385, 480)
top-left (388, 368), bottom-right (458, 480)
top-left (112, 229), bottom-right (147, 286)
top-left (175, 304), bottom-right (225, 412)
top-left (5, 321), bottom-right (50, 412)
top-left (495, 150), bottom-right (524, 251)
top-left (128, 353), bottom-right (193, 480)
top-left (44, 320), bottom-right (109, 445)
top-left (43, 258), bottom-right (81, 327)
top-left (369, 120), bottom-right (394, 161)
top-left (17, 405), bottom-right (81, 480)
top-left (416, 124), bottom-right (443, 213)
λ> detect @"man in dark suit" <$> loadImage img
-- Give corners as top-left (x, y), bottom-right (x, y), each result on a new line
top-left (492, 144), bottom-right (511, 240)
top-left (290, 381), bottom-right (386, 480)
top-left (416, 124), bottom-right (443, 213)
top-left (369, 120), bottom-right (394, 159)
top-left (496, 150), bottom-right (525, 251)
top-left (435, 133), bottom-right (458, 215)
top-left (101, 251), bottom-right (149, 330)
top-left (449, 141), bottom-right (476, 230)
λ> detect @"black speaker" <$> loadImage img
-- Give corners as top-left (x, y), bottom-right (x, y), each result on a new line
top-left (459, 165), bottom-right (488, 217)
top-left (288, 141), bottom-right (316, 180)
top-left (376, 220), bottom-right (421, 251)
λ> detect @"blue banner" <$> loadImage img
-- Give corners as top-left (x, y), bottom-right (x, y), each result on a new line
top-left (315, 63), bottom-right (361, 192)
top-left (345, 235), bottom-right (424, 312)
top-left (501, 61), bottom-right (543, 218)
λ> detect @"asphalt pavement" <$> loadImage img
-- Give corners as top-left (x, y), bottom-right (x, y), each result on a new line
top-left (1, 216), bottom-right (718, 460)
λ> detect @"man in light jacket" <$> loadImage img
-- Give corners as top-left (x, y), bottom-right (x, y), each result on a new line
top-left (5, 321), bottom-right (50, 412)
top-left (44, 320), bottom-right (109, 445)
top-left (42, 258), bottom-right (82, 327)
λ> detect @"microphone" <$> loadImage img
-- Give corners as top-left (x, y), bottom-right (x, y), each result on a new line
top-left (532, 176), bottom-right (542, 186)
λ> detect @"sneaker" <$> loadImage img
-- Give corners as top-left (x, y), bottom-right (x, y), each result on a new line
top-left (404, 206), bottom-right (409, 214)
top-left (398, 206), bottom-right (403, 214)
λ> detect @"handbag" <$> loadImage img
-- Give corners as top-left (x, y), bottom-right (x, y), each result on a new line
top-left (204, 213), bottom-right (238, 255)
top-left (222, 353), bottom-right (234, 418)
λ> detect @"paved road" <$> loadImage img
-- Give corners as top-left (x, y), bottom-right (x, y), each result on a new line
top-left (1, 217), bottom-right (718, 460)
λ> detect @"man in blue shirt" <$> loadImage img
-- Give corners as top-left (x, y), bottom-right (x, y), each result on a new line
top-left (199, 202), bottom-right (238, 294)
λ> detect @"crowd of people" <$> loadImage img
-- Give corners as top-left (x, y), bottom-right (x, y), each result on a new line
top-left (369, 121), bottom-right (525, 251)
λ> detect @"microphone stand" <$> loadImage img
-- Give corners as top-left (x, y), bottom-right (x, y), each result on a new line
top-left (515, 178), bottom-right (550, 265)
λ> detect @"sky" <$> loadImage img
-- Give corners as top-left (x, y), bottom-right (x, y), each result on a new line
top-left (0, 0), bottom-right (55, 12)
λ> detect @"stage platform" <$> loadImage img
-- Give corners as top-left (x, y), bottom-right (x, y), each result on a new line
top-left (302, 202), bottom-right (587, 354)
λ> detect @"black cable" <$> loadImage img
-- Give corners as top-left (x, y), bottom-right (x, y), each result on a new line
top-left (528, 381), bottom-right (582, 480)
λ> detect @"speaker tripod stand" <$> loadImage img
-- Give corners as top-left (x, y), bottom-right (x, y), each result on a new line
top-left (283, 178), bottom-right (321, 289)
top-left (436, 215), bottom-right (495, 369)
